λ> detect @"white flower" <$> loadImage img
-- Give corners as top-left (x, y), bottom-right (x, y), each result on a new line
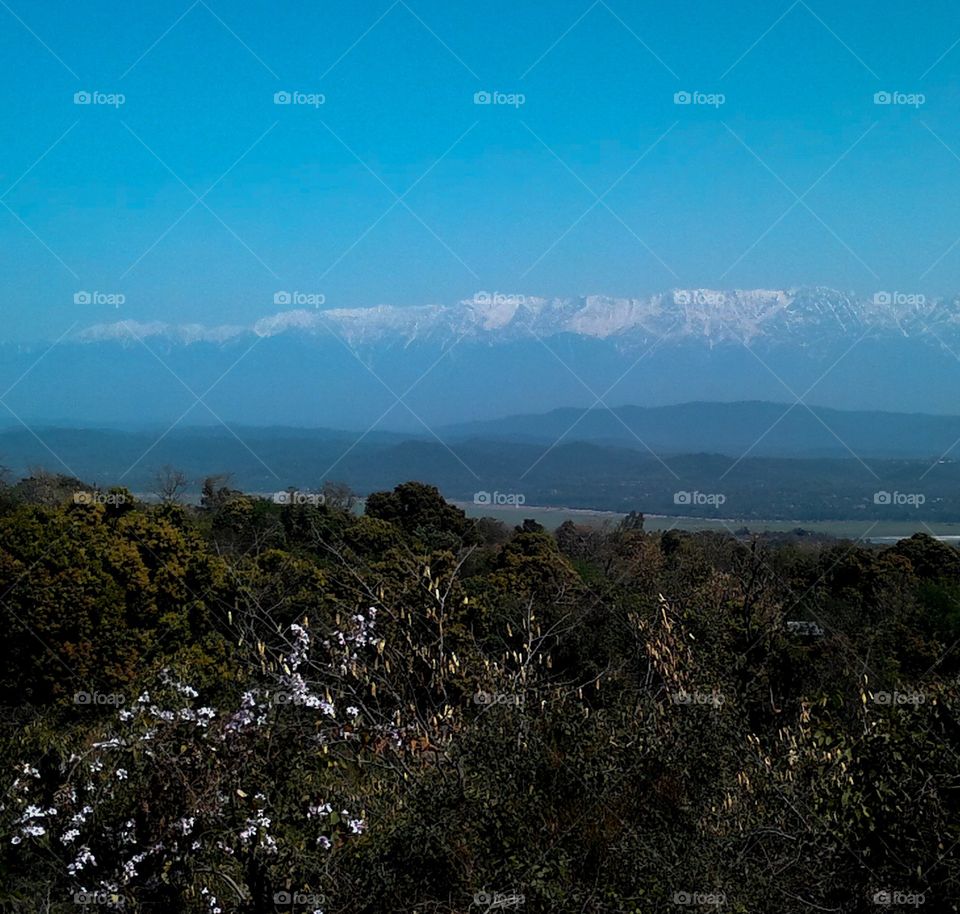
top-left (288, 624), bottom-right (311, 670)
top-left (71, 806), bottom-right (93, 825)
top-left (67, 846), bottom-right (96, 875)
top-left (122, 848), bottom-right (150, 880)
top-left (115, 769), bottom-right (128, 781)
top-left (238, 808), bottom-right (272, 846)
top-left (161, 671), bottom-right (198, 699)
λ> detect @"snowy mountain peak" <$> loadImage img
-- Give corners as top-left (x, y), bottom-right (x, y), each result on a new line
top-left (73, 288), bottom-right (960, 349)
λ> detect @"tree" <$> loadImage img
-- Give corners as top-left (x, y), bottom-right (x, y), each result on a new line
top-left (619, 510), bottom-right (644, 532)
top-left (12, 468), bottom-right (86, 506)
top-left (200, 473), bottom-right (236, 511)
top-left (365, 481), bottom-right (476, 550)
top-left (889, 532), bottom-right (960, 581)
top-left (321, 480), bottom-right (356, 511)
top-left (153, 464), bottom-right (190, 504)
top-left (2, 474), bottom-right (959, 912)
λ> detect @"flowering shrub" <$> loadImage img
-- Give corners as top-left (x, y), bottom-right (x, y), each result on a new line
top-left (1, 486), bottom-right (959, 911)
top-left (3, 619), bottom-right (376, 912)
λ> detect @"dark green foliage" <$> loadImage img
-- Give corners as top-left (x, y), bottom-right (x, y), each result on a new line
top-left (365, 481), bottom-right (478, 550)
top-left (0, 479), bottom-right (958, 913)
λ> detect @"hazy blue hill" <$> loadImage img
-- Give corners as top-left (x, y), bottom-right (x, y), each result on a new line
top-left (1, 409), bottom-right (958, 522)
top-left (5, 326), bottom-right (960, 428)
top-left (441, 401), bottom-right (960, 458)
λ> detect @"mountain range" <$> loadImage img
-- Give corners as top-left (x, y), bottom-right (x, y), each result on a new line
top-left (4, 287), bottom-right (959, 427)
top-left (442, 401), bottom-right (960, 459)
top-left (74, 287), bottom-right (958, 348)
top-left (1, 402), bottom-right (957, 522)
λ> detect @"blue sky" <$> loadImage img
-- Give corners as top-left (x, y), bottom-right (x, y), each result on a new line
top-left (3, 0), bottom-right (960, 340)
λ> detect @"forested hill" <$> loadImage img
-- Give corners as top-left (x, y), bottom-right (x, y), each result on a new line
top-left (0, 422), bottom-right (957, 520)
top-left (0, 477), bottom-right (957, 911)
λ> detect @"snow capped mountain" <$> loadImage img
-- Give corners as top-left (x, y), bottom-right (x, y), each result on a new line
top-left (17, 286), bottom-right (958, 428)
top-left (73, 288), bottom-right (960, 350)
top-left (76, 320), bottom-right (246, 346)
